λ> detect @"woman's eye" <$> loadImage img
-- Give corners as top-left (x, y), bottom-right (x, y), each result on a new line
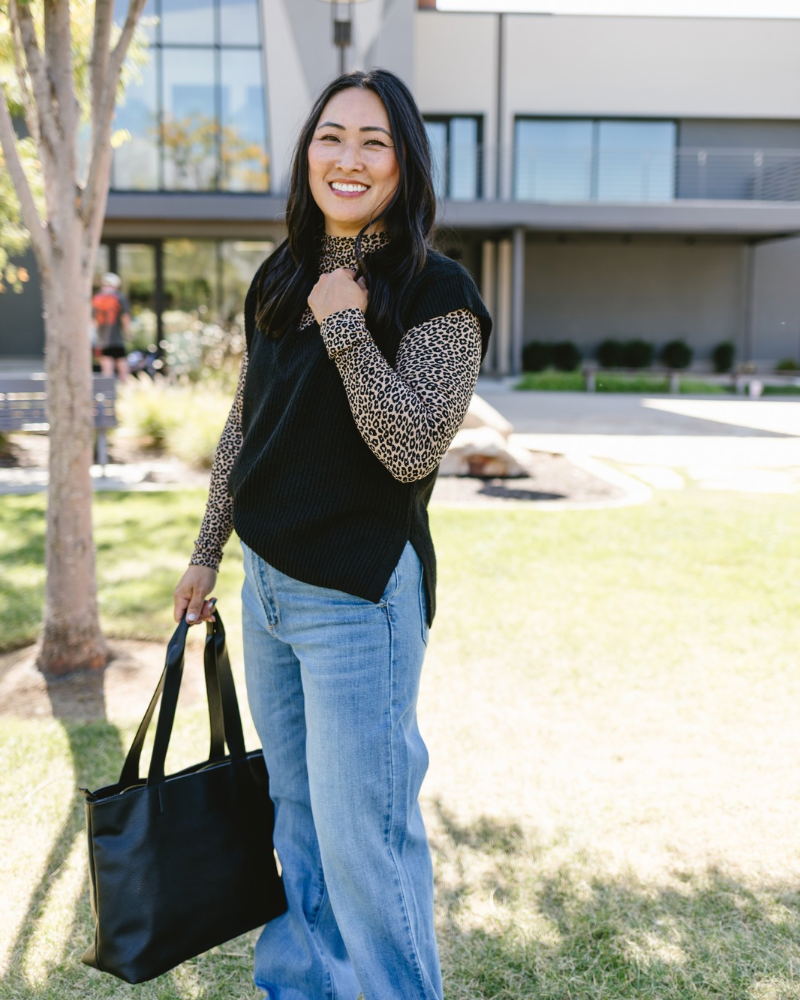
top-left (319, 134), bottom-right (340, 142)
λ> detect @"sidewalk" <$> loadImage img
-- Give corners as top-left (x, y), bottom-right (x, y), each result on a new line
top-left (476, 381), bottom-right (800, 493)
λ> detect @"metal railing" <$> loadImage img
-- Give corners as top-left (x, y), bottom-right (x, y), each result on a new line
top-left (435, 145), bottom-right (800, 203)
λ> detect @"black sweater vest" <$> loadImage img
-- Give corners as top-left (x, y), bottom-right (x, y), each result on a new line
top-left (228, 250), bottom-right (492, 626)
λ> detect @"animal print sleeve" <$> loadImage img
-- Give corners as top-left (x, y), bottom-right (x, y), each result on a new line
top-left (188, 346), bottom-right (248, 570)
top-left (319, 307), bottom-right (482, 483)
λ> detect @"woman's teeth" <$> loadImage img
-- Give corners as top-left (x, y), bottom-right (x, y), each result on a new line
top-left (331, 182), bottom-right (369, 193)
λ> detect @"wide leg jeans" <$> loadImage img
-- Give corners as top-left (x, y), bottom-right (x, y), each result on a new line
top-left (241, 539), bottom-right (443, 1000)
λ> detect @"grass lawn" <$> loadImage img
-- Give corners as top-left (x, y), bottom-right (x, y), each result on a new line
top-left (514, 371), bottom-right (732, 394)
top-left (2, 488), bottom-right (800, 998)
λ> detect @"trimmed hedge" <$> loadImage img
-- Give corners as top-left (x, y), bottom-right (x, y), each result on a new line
top-left (660, 339), bottom-right (693, 370)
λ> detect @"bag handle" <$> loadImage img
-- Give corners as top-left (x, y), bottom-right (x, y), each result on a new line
top-left (118, 610), bottom-right (246, 788)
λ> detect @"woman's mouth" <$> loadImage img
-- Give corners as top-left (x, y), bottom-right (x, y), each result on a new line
top-left (329, 181), bottom-right (370, 198)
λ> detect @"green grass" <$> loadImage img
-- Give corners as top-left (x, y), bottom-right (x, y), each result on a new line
top-left (2, 490), bottom-right (800, 998)
top-left (515, 371), bottom-right (729, 393)
top-left (762, 384), bottom-right (800, 396)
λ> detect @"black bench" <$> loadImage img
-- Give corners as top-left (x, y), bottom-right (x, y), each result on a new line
top-left (0, 373), bottom-right (118, 472)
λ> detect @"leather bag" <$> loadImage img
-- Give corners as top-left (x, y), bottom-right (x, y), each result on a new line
top-left (81, 610), bottom-right (286, 983)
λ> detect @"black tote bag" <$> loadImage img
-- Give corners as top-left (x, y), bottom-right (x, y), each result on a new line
top-left (81, 610), bottom-right (286, 984)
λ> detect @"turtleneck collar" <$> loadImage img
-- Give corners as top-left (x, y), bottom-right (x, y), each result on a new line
top-left (318, 231), bottom-right (391, 275)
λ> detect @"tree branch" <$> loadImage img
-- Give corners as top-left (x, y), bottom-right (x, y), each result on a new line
top-left (0, 87), bottom-right (51, 272)
top-left (10, 0), bottom-right (61, 162)
top-left (7, 0), bottom-right (41, 149)
top-left (89, 0), bottom-right (114, 137)
top-left (43, 0), bottom-right (79, 159)
top-left (80, 0), bottom-right (148, 230)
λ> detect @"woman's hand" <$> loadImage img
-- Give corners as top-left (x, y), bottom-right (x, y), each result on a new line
top-left (173, 565), bottom-right (218, 624)
top-left (308, 268), bottom-right (368, 325)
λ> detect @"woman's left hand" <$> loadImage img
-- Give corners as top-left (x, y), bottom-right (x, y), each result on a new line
top-left (308, 268), bottom-right (368, 325)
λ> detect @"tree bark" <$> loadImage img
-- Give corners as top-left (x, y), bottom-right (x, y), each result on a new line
top-left (35, 227), bottom-right (107, 676)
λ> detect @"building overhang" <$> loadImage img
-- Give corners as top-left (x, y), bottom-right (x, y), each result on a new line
top-left (104, 192), bottom-right (800, 242)
top-left (438, 199), bottom-right (800, 239)
top-left (104, 192), bottom-right (290, 239)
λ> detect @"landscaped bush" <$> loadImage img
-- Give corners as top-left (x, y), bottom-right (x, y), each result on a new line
top-left (712, 340), bottom-right (735, 373)
top-left (596, 338), bottom-right (624, 367)
top-left (552, 341), bottom-right (582, 372)
top-left (776, 357), bottom-right (799, 371)
top-left (660, 339), bottom-right (693, 369)
top-left (521, 340), bottom-right (554, 372)
top-left (117, 379), bottom-right (231, 467)
top-left (621, 338), bottom-right (654, 369)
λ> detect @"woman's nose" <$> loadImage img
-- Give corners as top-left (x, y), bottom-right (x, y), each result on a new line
top-left (336, 142), bottom-right (364, 171)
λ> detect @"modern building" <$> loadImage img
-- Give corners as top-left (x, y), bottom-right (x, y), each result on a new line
top-left (4, 0), bottom-right (800, 373)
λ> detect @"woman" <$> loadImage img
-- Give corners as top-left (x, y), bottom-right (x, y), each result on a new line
top-left (173, 69), bottom-right (492, 1000)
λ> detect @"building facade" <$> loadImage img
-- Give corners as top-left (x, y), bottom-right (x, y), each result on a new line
top-left (4, 0), bottom-right (800, 373)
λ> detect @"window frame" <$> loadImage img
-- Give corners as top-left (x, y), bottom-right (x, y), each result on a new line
top-left (424, 114), bottom-right (484, 201)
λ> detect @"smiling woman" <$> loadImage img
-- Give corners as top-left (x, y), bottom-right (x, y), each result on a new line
top-left (307, 89), bottom-right (400, 237)
top-left (172, 68), bottom-right (492, 1000)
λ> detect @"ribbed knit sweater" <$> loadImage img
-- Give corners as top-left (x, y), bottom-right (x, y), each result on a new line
top-left (190, 233), bottom-right (492, 626)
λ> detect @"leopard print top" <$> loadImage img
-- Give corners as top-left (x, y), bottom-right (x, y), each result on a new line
top-left (190, 232), bottom-right (482, 570)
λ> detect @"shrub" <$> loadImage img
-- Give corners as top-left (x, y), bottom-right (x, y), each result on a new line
top-left (596, 338), bottom-right (624, 368)
top-left (660, 339), bottom-right (693, 370)
top-left (621, 339), bottom-right (654, 369)
top-left (522, 341), bottom-right (554, 372)
top-left (712, 340), bottom-right (735, 373)
top-left (552, 341), bottom-right (582, 372)
top-left (776, 357), bottom-right (799, 372)
top-left (117, 380), bottom-right (181, 448)
top-left (117, 380), bottom-right (231, 467)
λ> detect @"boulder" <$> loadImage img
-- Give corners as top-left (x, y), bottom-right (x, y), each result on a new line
top-left (440, 426), bottom-right (531, 478)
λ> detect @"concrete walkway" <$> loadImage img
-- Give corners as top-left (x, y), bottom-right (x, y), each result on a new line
top-left (478, 381), bottom-right (800, 465)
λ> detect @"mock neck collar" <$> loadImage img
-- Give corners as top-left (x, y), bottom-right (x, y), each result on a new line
top-left (318, 231), bottom-right (391, 273)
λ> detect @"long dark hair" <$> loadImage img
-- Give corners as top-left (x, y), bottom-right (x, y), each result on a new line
top-left (255, 69), bottom-right (436, 339)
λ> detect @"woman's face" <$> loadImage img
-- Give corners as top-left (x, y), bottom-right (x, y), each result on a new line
top-left (307, 87), bottom-right (400, 238)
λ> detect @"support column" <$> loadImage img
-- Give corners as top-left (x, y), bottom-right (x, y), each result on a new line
top-left (511, 226), bottom-right (525, 377)
top-left (743, 241), bottom-right (756, 365)
top-left (481, 239), bottom-right (497, 374)
top-left (496, 238), bottom-right (512, 376)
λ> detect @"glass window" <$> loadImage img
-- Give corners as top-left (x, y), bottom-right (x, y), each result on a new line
top-left (160, 0), bottom-right (215, 44)
top-left (219, 0), bottom-right (261, 45)
top-left (219, 50), bottom-right (269, 191)
top-left (450, 117), bottom-right (479, 201)
top-left (515, 119), bottom-right (593, 201)
top-left (111, 0), bottom-right (270, 193)
top-left (596, 120), bottom-right (676, 202)
top-left (113, 59), bottom-right (159, 189)
top-left (219, 240), bottom-right (274, 324)
top-left (162, 48), bottom-right (217, 190)
top-left (425, 121), bottom-right (448, 201)
top-left (424, 116), bottom-right (481, 200)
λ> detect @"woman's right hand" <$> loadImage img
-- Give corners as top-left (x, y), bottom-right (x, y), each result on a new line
top-left (173, 565), bottom-right (218, 624)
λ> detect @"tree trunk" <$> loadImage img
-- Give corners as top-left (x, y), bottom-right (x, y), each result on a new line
top-left (35, 230), bottom-right (107, 675)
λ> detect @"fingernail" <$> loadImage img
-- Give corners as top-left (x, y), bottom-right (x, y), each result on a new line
top-left (187, 613), bottom-right (196, 622)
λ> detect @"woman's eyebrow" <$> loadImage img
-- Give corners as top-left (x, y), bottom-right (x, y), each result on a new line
top-left (315, 121), bottom-right (392, 138)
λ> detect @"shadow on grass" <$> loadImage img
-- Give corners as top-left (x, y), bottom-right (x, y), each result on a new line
top-left (430, 801), bottom-right (800, 1000)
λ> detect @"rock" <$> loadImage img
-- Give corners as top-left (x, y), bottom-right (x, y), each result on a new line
top-left (440, 426), bottom-right (531, 478)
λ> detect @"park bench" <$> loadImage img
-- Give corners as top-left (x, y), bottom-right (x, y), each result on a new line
top-left (0, 373), bottom-right (118, 472)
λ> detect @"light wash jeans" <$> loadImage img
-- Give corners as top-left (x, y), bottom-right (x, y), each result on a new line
top-left (240, 539), bottom-right (442, 1000)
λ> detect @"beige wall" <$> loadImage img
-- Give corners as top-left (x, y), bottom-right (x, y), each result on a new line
top-left (521, 236), bottom-right (747, 368)
top-left (415, 10), bottom-right (800, 198)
